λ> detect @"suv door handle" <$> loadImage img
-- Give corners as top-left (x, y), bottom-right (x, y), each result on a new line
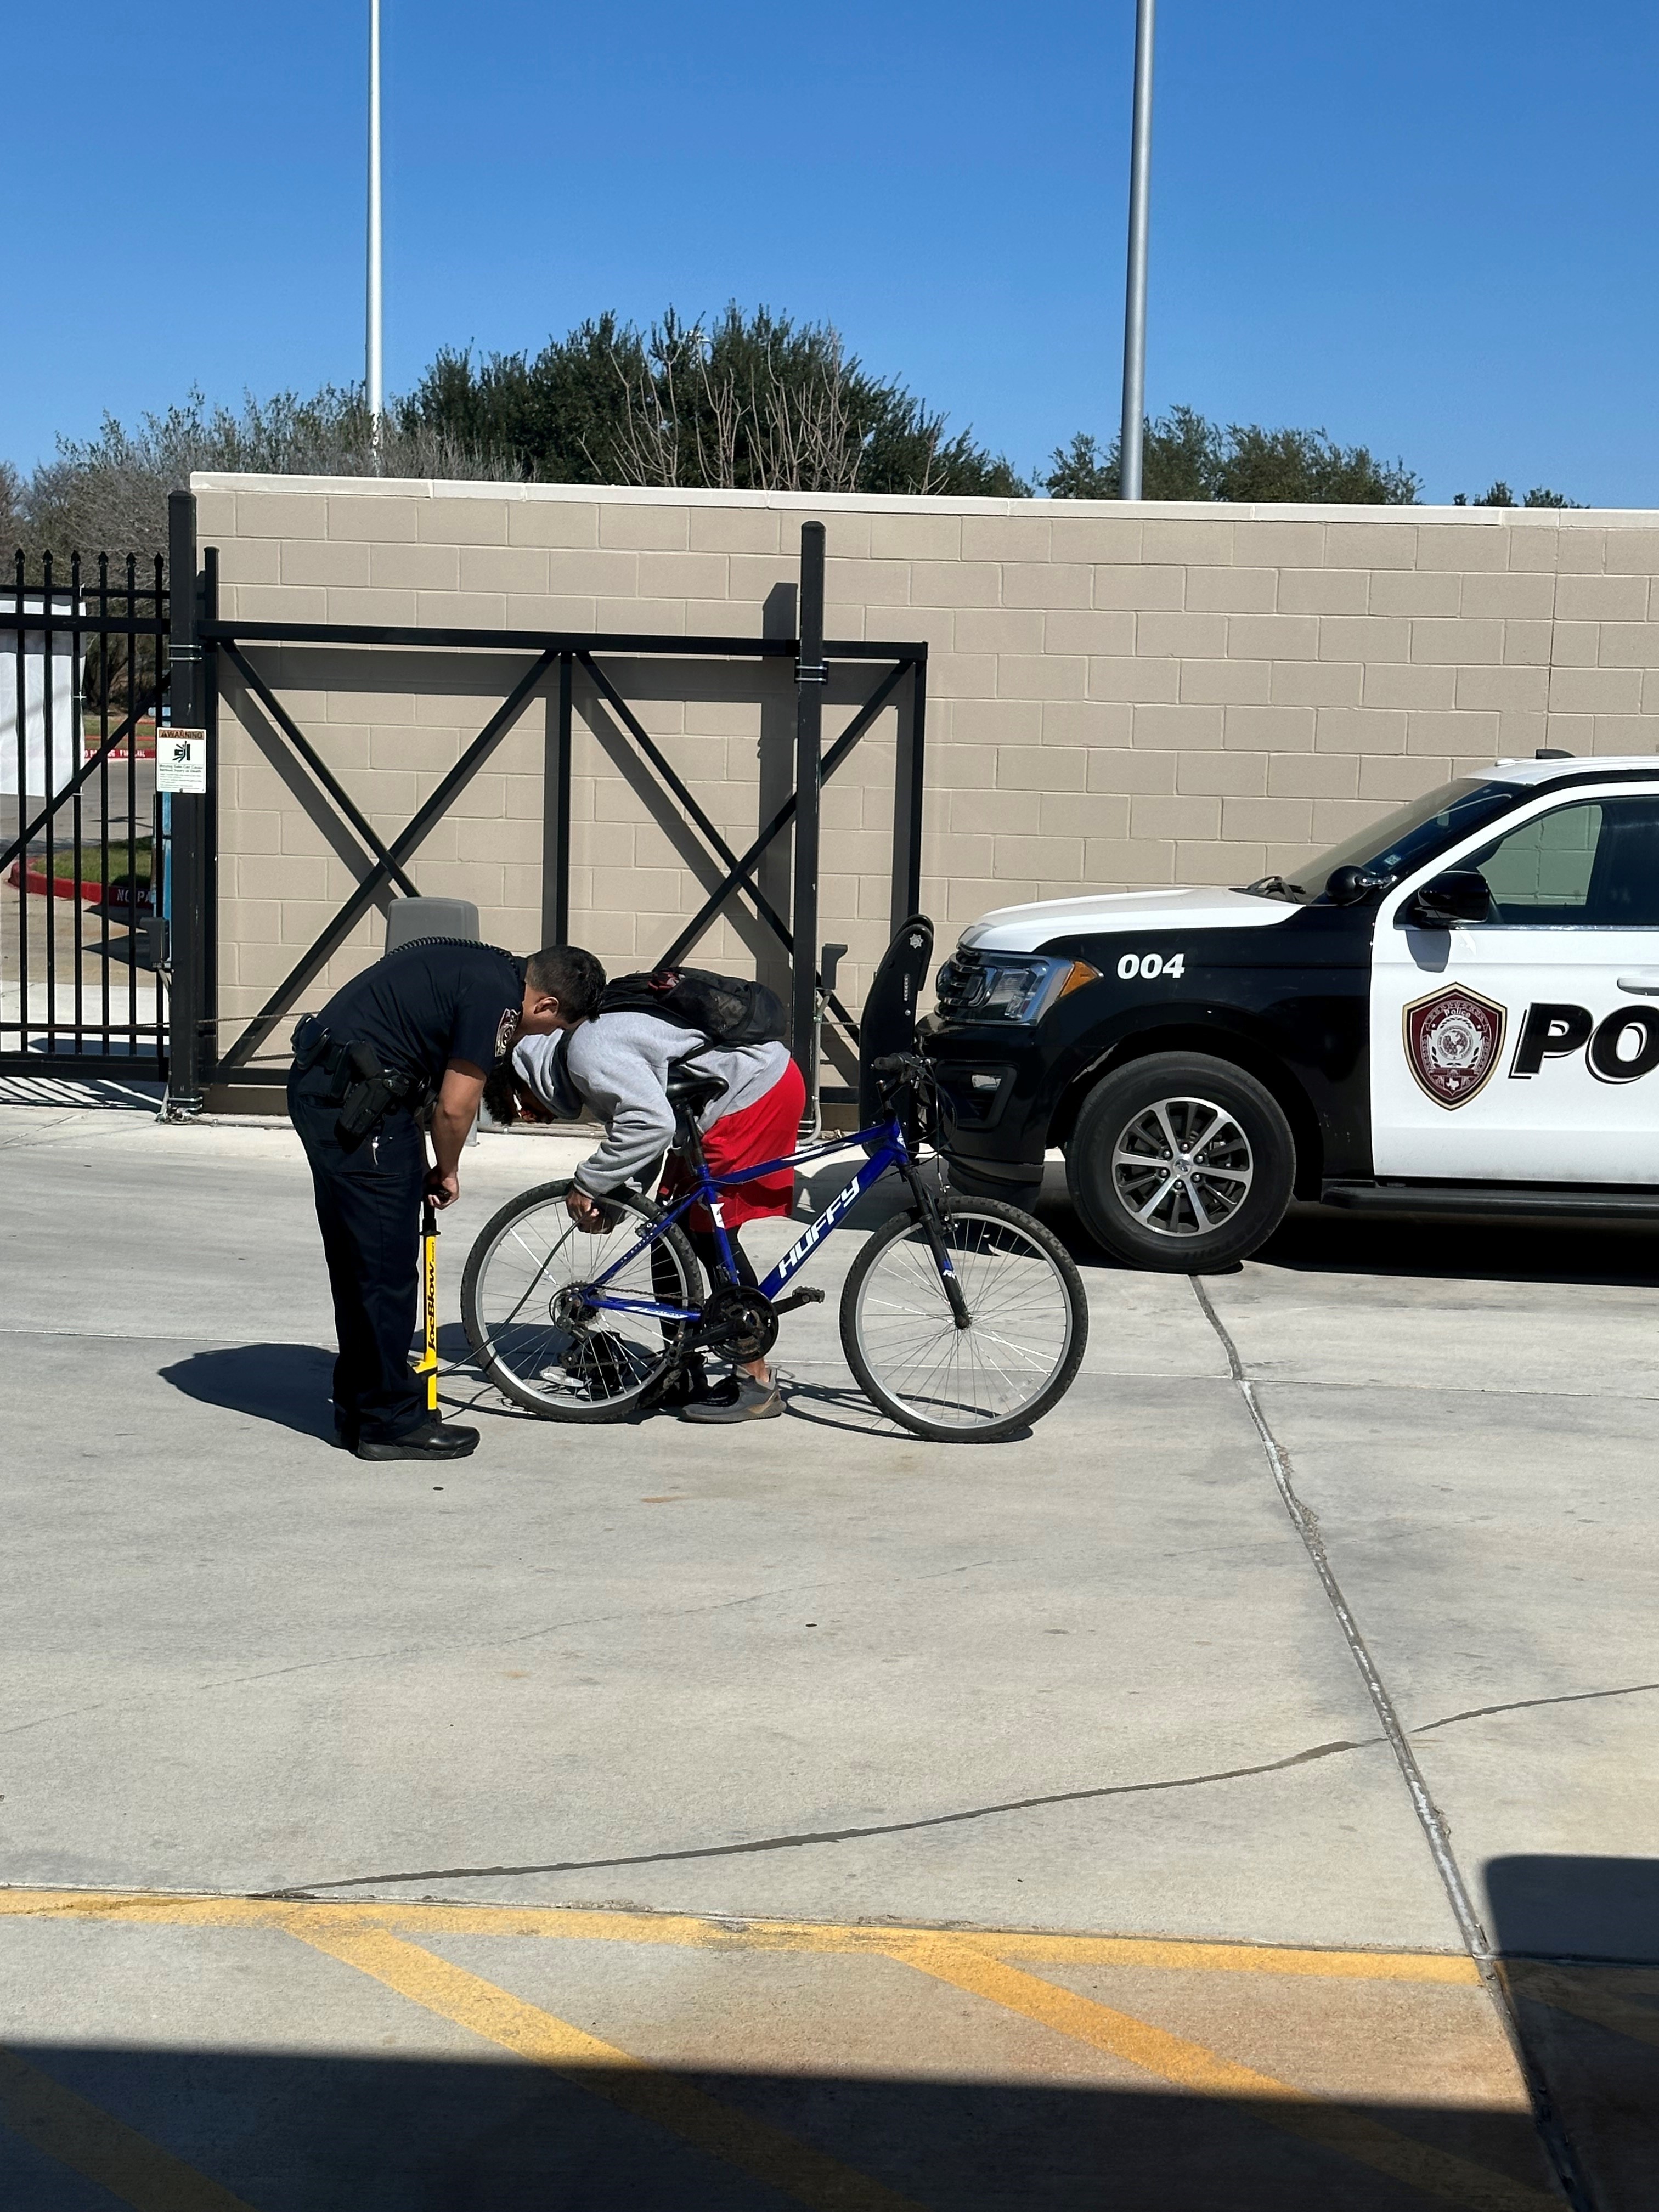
top-left (1616, 973), bottom-right (1659, 995)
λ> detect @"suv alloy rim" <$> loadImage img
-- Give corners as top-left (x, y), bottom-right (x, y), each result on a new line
top-left (1111, 1096), bottom-right (1254, 1238)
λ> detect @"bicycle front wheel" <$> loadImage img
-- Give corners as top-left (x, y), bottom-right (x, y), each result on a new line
top-left (462, 1180), bottom-right (703, 1421)
top-left (841, 1197), bottom-right (1088, 1443)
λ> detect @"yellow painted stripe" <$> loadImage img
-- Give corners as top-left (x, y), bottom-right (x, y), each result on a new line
top-left (0, 2045), bottom-right (259, 2212)
top-left (285, 1917), bottom-right (920, 2212)
top-left (887, 1935), bottom-right (1554, 2212)
top-left (0, 1887), bottom-right (1477, 1982)
top-left (960, 1928), bottom-right (1480, 1985)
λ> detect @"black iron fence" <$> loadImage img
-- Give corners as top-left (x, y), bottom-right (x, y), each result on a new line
top-left (1, 545), bottom-right (173, 1077)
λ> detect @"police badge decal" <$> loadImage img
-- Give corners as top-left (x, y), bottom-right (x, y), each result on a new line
top-left (1403, 985), bottom-right (1506, 1108)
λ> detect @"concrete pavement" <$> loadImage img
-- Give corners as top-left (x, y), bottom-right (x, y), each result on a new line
top-left (1, 1095), bottom-right (1655, 2208)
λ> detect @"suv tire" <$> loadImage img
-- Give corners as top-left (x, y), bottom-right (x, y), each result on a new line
top-left (1065, 1052), bottom-right (1295, 1271)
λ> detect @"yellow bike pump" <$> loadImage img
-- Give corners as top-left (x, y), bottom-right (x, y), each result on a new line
top-left (417, 1195), bottom-right (439, 1415)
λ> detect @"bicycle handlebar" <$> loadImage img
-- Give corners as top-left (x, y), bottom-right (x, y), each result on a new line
top-left (870, 1052), bottom-right (946, 1142)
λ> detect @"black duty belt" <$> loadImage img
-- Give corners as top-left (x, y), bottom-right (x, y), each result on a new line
top-left (291, 1017), bottom-right (427, 1136)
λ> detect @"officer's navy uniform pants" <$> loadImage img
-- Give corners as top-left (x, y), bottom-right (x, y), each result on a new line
top-left (287, 1065), bottom-right (428, 1442)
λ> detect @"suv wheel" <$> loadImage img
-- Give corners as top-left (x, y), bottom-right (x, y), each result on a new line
top-left (1065, 1053), bottom-right (1295, 1271)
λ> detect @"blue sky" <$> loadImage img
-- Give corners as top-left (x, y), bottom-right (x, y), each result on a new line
top-left (8, 1), bottom-right (1658, 504)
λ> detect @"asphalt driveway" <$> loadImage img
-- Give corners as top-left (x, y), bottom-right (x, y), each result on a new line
top-left (1, 1093), bottom-right (1653, 2210)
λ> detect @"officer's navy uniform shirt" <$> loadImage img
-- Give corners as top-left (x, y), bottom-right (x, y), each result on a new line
top-left (315, 939), bottom-right (524, 1084)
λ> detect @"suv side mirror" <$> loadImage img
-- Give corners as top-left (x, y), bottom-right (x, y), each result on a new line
top-left (1406, 869), bottom-right (1492, 928)
top-left (1324, 864), bottom-right (1389, 906)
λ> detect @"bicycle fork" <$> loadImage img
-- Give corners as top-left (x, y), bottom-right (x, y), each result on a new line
top-left (900, 1163), bottom-right (971, 1330)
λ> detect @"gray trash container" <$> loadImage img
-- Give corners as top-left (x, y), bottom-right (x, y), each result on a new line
top-left (383, 896), bottom-right (479, 952)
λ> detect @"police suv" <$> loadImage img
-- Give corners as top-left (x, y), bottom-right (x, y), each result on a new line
top-left (922, 755), bottom-right (1659, 1269)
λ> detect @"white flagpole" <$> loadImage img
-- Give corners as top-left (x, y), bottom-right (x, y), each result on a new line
top-left (367, 0), bottom-right (383, 464)
top-left (1119, 0), bottom-right (1155, 500)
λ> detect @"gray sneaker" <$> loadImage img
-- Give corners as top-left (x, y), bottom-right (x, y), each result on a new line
top-left (680, 1374), bottom-right (784, 1424)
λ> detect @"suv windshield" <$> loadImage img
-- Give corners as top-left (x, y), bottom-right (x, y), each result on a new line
top-left (1243, 780), bottom-right (1520, 902)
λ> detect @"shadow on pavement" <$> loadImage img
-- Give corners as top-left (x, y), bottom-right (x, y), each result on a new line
top-left (1489, 1854), bottom-right (1659, 2212)
top-left (160, 1330), bottom-right (502, 1438)
top-left (1026, 1163), bottom-right (1659, 1293)
top-left (1258, 1206), bottom-right (1659, 1290)
top-left (157, 1342), bottom-right (337, 1441)
top-left (0, 2047), bottom-right (1564, 2211)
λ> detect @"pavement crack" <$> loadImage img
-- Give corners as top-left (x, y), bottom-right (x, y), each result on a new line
top-left (1412, 1680), bottom-right (1659, 1734)
top-left (1189, 1276), bottom-right (1596, 2212)
top-left (258, 1736), bottom-right (1372, 1898)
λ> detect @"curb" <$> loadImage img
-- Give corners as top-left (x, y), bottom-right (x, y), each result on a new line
top-left (4, 861), bottom-right (153, 910)
top-left (6, 861), bottom-right (98, 902)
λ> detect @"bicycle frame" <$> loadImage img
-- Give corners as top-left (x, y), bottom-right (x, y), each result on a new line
top-left (582, 1113), bottom-right (929, 1325)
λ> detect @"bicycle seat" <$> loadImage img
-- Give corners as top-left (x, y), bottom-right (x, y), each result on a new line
top-left (665, 1065), bottom-right (729, 1116)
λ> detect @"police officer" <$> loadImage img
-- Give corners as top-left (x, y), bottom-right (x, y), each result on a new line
top-left (287, 936), bottom-right (562, 1460)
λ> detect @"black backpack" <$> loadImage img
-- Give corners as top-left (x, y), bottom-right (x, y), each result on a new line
top-left (597, 965), bottom-right (787, 1049)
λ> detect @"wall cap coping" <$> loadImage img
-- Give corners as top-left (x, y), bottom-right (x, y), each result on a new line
top-left (189, 473), bottom-right (1659, 528)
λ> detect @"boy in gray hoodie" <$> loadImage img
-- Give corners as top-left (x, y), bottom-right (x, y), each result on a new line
top-left (508, 946), bottom-right (803, 1421)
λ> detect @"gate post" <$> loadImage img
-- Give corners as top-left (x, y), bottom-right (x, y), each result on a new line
top-left (890, 652), bottom-right (928, 938)
top-left (163, 488), bottom-right (208, 1119)
top-left (790, 521), bottom-right (826, 1105)
top-left (541, 651), bottom-right (573, 946)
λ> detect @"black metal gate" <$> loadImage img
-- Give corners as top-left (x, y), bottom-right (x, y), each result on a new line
top-left (1, 541), bottom-right (174, 1079)
top-left (4, 497), bottom-right (926, 1115)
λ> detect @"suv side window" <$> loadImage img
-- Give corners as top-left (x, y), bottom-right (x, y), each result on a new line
top-left (1472, 802), bottom-right (1600, 923)
top-left (1587, 797), bottom-right (1659, 927)
top-left (1468, 797), bottom-right (1659, 927)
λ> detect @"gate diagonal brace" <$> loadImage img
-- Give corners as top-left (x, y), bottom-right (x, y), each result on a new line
top-left (222, 641), bottom-right (421, 900)
top-left (578, 651), bottom-right (870, 1048)
top-left (217, 652), bottom-right (557, 1076)
top-left (0, 689), bottom-right (161, 882)
top-left (652, 658), bottom-right (913, 1046)
top-left (579, 652), bottom-right (798, 959)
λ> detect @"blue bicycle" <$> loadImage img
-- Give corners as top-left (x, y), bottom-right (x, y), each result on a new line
top-left (461, 1054), bottom-right (1088, 1443)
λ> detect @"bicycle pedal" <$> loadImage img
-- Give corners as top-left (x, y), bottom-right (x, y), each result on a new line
top-left (771, 1287), bottom-right (826, 1315)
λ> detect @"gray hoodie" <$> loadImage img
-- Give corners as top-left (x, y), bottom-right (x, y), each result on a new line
top-left (514, 1012), bottom-right (790, 1194)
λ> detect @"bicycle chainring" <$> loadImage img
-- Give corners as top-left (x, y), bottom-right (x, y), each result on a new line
top-left (699, 1285), bottom-right (778, 1361)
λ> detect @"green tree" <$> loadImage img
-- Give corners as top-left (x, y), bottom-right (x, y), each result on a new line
top-left (1453, 482), bottom-right (1582, 509)
top-left (1046, 408), bottom-right (1418, 504)
top-left (402, 305), bottom-right (1025, 496)
top-left (10, 389), bottom-right (505, 562)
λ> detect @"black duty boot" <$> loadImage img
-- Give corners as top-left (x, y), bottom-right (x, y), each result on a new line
top-left (356, 1418), bottom-right (480, 1462)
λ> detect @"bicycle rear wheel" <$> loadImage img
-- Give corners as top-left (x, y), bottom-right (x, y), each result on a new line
top-left (841, 1197), bottom-right (1087, 1442)
top-left (461, 1180), bottom-right (703, 1422)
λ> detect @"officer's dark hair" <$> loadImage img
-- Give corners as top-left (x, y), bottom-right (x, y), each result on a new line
top-left (526, 944), bottom-right (606, 1021)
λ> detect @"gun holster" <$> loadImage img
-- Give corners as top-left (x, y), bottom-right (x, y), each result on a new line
top-left (335, 1040), bottom-right (423, 1141)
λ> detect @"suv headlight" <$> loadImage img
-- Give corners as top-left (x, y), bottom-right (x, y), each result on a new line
top-left (935, 952), bottom-right (1100, 1024)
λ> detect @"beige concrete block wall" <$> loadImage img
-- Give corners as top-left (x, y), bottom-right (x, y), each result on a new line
top-left (195, 475), bottom-right (1659, 1074)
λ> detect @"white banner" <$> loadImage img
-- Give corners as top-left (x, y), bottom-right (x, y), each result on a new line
top-left (0, 597), bottom-right (83, 798)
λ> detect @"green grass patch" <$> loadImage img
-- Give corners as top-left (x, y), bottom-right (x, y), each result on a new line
top-left (35, 838), bottom-right (153, 886)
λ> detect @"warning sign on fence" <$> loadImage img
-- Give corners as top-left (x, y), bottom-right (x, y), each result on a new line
top-left (155, 731), bottom-right (208, 794)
